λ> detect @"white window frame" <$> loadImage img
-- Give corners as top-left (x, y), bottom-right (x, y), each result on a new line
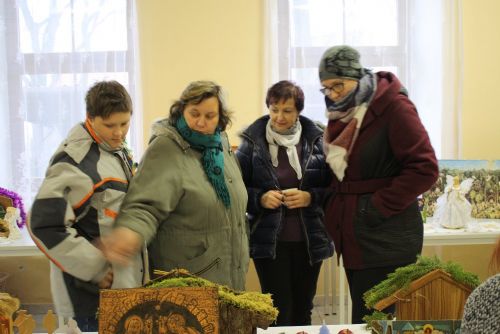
top-left (269, 0), bottom-right (463, 158)
top-left (2, 0), bottom-right (142, 204)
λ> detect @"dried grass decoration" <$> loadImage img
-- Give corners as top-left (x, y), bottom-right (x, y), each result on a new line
top-left (147, 269), bottom-right (278, 333)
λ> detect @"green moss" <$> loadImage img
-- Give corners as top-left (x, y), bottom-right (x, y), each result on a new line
top-left (147, 274), bottom-right (278, 321)
top-left (148, 277), bottom-right (213, 288)
top-left (362, 310), bottom-right (391, 330)
top-left (363, 255), bottom-right (480, 309)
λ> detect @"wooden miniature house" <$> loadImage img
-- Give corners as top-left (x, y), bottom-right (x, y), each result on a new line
top-left (374, 269), bottom-right (473, 320)
top-left (99, 270), bottom-right (275, 334)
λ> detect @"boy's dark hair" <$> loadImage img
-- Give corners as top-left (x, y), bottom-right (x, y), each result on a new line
top-left (85, 80), bottom-right (133, 119)
top-left (265, 80), bottom-right (305, 112)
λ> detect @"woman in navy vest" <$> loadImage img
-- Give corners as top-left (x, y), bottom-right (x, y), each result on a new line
top-left (236, 80), bottom-right (333, 326)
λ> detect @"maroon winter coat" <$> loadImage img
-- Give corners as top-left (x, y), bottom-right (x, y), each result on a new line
top-left (324, 71), bottom-right (438, 269)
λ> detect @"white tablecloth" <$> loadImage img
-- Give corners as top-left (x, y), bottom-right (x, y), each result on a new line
top-left (257, 324), bottom-right (369, 333)
top-left (78, 325), bottom-right (370, 334)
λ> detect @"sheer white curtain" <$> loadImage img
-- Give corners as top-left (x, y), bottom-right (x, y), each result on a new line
top-left (0, 0), bottom-right (142, 206)
top-left (264, 0), bottom-right (463, 159)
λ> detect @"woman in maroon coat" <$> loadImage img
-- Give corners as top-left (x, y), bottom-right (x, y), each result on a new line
top-left (319, 45), bottom-right (439, 323)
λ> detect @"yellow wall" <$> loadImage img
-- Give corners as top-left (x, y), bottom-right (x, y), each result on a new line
top-left (136, 0), bottom-right (500, 157)
top-left (0, 257), bottom-right (50, 304)
top-left (136, 0), bottom-right (264, 145)
top-left (462, 0), bottom-right (500, 159)
top-left (432, 0), bottom-right (500, 289)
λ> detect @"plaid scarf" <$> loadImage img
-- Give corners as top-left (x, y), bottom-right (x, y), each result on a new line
top-left (324, 70), bottom-right (377, 181)
top-left (175, 115), bottom-right (230, 207)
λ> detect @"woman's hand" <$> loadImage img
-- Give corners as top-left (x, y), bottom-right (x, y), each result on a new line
top-left (98, 267), bottom-right (114, 289)
top-left (100, 227), bottom-right (142, 266)
top-left (283, 188), bottom-right (311, 209)
top-left (260, 190), bottom-right (284, 209)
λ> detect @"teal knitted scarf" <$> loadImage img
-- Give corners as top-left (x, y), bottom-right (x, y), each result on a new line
top-left (175, 115), bottom-right (231, 207)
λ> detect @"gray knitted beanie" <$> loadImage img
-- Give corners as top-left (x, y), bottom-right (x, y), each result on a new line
top-left (318, 45), bottom-right (365, 81)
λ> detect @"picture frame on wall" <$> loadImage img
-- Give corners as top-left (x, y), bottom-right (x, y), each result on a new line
top-left (421, 160), bottom-right (500, 220)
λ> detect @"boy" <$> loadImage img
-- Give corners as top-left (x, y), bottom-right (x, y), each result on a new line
top-left (29, 81), bottom-right (144, 331)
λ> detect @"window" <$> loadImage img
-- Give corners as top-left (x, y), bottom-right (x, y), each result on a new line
top-left (268, 0), bottom-right (463, 158)
top-left (0, 0), bottom-right (142, 205)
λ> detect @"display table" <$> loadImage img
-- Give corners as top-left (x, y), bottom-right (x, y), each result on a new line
top-left (76, 325), bottom-right (370, 334)
top-left (4, 220), bottom-right (499, 327)
top-left (0, 227), bottom-right (40, 257)
top-left (423, 218), bottom-right (500, 245)
top-left (256, 324), bottom-right (369, 333)
top-left (4, 220), bottom-right (498, 257)
top-left (323, 219), bottom-right (500, 324)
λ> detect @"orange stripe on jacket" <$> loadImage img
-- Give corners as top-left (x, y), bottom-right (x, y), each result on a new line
top-left (84, 119), bottom-right (102, 144)
top-left (73, 177), bottom-right (128, 209)
top-left (26, 216), bottom-right (66, 272)
top-left (104, 208), bottom-right (118, 219)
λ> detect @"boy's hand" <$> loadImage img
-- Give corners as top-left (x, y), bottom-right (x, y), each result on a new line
top-left (99, 227), bottom-right (142, 266)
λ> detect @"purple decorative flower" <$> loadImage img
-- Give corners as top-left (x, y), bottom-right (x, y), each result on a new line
top-left (0, 187), bottom-right (27, 228)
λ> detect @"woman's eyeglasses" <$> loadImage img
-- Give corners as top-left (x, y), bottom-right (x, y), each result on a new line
top-left (319, 82), bottom-right (344, 95)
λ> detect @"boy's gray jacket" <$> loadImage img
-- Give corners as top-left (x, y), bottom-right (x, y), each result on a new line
top-left (28, 123), bottom-right (145, 318)
top-left (115, 119), bottom-right (249, 290)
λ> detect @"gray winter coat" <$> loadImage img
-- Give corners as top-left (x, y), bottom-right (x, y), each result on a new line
top-left (115, 119), bottom-right (249, 290)
top-left (29, 123), bottom-right (144, 318)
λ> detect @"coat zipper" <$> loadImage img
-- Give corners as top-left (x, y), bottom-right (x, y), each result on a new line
top-left (241, 133), bottom-right (283, 259)
top-left (193, 257), bottom-right (221, 276)
top-left (298, 134), bottom-right (322, 265)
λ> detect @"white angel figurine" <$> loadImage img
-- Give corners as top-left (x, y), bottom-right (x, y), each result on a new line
top-left (434, 175), bottom-right (474, 229)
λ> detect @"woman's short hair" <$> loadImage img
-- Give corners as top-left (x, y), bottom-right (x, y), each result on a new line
top-left (85, 80), bottom-right (133, 119)
top-left (265, 80), bottom-right (305, 112)
top-left (169, 80), bottom-right (232, 131)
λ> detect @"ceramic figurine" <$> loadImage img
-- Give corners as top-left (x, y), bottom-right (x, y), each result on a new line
top-left (55, 318), bottom-right (82, 334)
top-left (0, 293), bottom-right (20, 334)
top-left (3, 208), bottom-right (22, 240)
top-left (319, 320), bottom-right (330, 334)
top-left (42, 309), bottom-right (57, 334)
top-left (13, 310), bottom-right (36, 334)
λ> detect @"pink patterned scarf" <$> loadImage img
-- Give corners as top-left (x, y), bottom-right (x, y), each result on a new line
top-left (324, 71), bottom-right (377, 181)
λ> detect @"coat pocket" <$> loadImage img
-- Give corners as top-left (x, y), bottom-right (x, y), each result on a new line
top-left (357, 194), bottom-right (384, 228)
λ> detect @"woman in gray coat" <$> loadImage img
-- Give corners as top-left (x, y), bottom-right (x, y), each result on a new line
top-left (103, 81), bottom-right (249, 290)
